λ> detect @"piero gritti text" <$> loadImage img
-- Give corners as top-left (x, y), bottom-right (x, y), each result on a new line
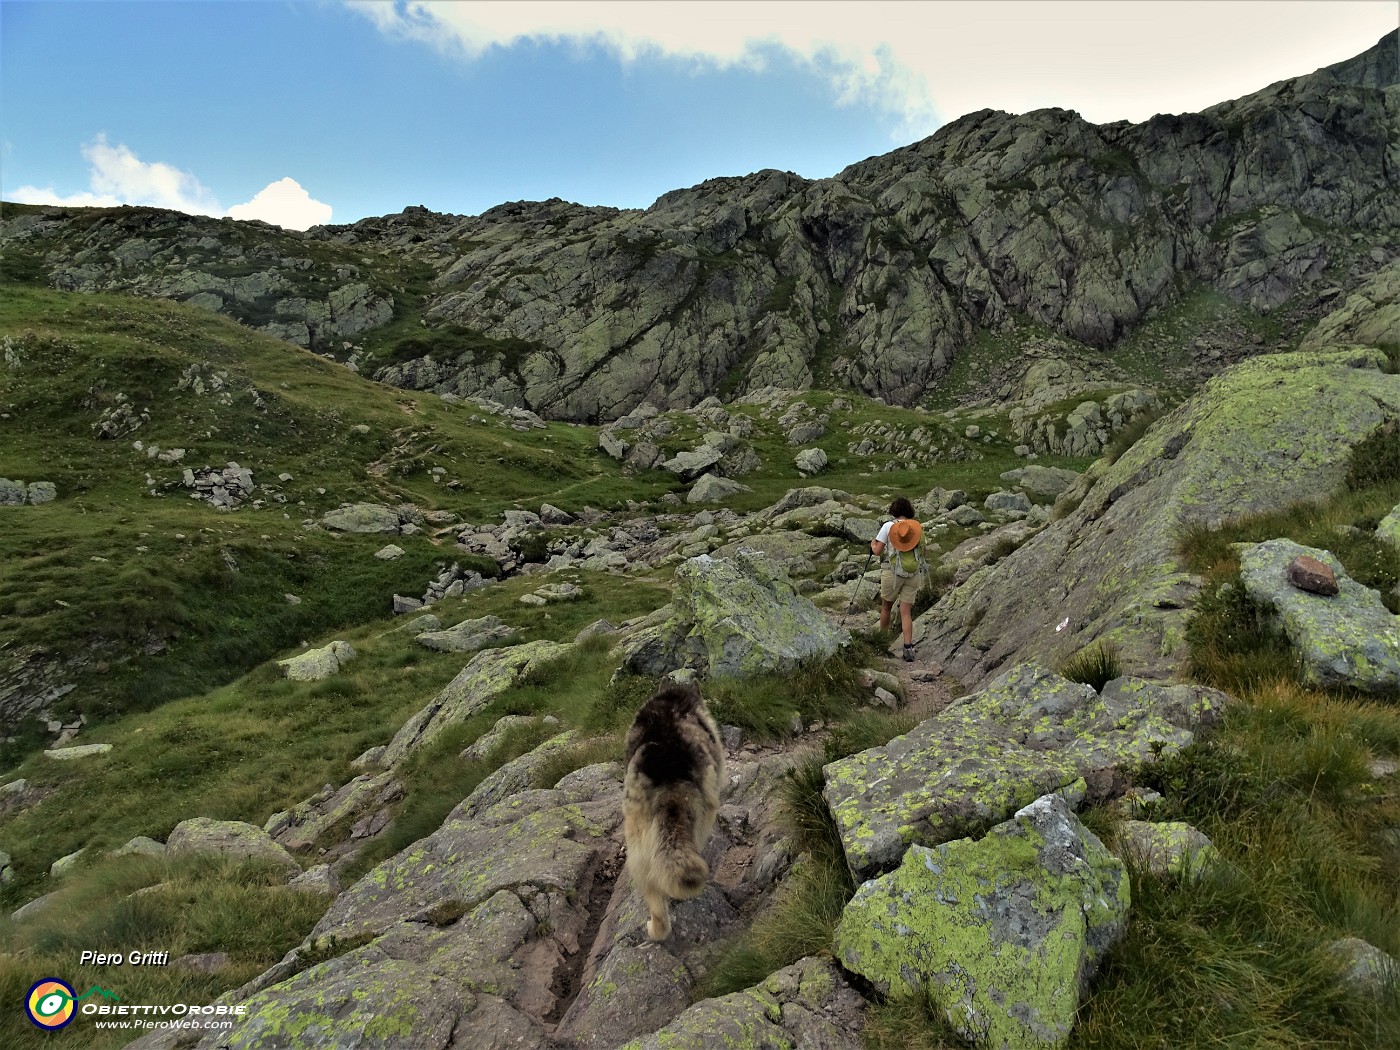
top-left (80, 950), bottom-right (170, 966)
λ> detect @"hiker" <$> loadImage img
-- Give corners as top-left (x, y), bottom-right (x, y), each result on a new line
top-left (871, 496), bottom-right (924, 662)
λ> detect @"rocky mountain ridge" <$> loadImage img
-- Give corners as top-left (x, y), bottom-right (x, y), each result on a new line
top-left (2, 31), bottom-right (1396, 421)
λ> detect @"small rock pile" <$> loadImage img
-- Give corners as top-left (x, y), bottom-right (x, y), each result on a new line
top-left (182, 462), bottom-right (256, 509)
top-left (392, 562), bottom-right (489, 614)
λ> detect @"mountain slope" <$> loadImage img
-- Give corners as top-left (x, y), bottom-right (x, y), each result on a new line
top-left (1, 31), bottom-right (1396, 425)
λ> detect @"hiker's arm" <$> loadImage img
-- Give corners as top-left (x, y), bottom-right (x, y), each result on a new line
top-left (870, 539), bottom-right (885, 556)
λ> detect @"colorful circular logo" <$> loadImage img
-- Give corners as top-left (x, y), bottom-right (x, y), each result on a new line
top-left (26, 978), bottom-right (77, 1030)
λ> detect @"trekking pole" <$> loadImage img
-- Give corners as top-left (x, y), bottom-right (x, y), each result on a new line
top-left (843, 547), bottom-right (876, 627)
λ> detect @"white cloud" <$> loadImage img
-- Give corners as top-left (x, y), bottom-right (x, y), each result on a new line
top-left (347, 0), bottom-right (1397, 136)
top-left (7, 136), bottom-right (333, 230)
top-left (227, 177), bottom-right (334, 231)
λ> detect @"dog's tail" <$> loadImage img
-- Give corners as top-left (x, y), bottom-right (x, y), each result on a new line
top-left (654, 801), bottom-right (709, 899)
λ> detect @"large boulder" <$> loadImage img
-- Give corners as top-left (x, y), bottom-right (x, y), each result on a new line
top-left (277, 640), bottom-right (355, 681)
top-left (685, 474), bottom-right (751, 503)
top-left (321, 503), bottom-right (402, 533)
top-left (1000, 464), bottom-right (1081, 499)
top-left (822, 663), bottom-right (1226, 879)
top-left (166, 818), bottom-right (300, 877)
top-left (834, 793), bottom-right (1128, 1050)
top-left (1238, 538), bottom-right (1400, 694)
top-left (380, 641), bottom-right (571, 766)
top-left (662, 447), bottom-right (723, 481)
top-left (918, 349), bottom-right (1400, 688)
top-left (622, 550), bottom-right (849, 680)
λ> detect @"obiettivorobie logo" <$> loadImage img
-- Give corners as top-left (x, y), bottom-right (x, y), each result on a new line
top-left (25, 979), bottom-right (120, 1030)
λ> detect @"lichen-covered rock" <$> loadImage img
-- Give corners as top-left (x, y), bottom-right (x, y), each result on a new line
top-left (1239, 538), bottom-right (1400, 694)
top-left (26, 481), bottom-right (57, 504)
top-left (834, 793), bottom-right (1127, 1050)
top-left (1329, 936), bottom-right (1399, 995)
top-left (166, 818), bottom-right (301, 877)
top-left (43, 743), bottom-right (112, 760)
top-left (662, 447), bottom-right (722, 480)
top-left (0, 479), bottom-right (25, 505)
top-left (822, 663), bottom-right (1226, 879)
top-left (1377, 502), bottom-right (1400, 553)
top-left (415, 615), bottom-right (513, 654)
top-left (625, 550), bottom-right (849, 680)
top-left (113, 835), bottom-right (167, 859)
top-left (1115, 820), bottom-right (1219, 878)
top-left (619, 957), bottom-right (867, 1050)
top-left (381, 640), bottom-right (571, 766)
top-left (919, 349), bottom-right (1400, 688)
top-left (189, 769), bottom-right (625, 1050)
top-left (321, 503), bottom-right (402, 533)
top-left (277, 640), bottom-right (355, 681)
top-left (985, 489), bottom-right (1032, 515)
top-left (1000, 465), bottom-right (1082, 499)
top-left (456, 730), bottom-right (578, 820)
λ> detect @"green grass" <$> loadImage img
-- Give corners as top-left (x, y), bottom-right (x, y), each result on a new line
top-left (0, 853), bottom-right (328, 1050)
top-left (0, 571), bottom-right (668, 901)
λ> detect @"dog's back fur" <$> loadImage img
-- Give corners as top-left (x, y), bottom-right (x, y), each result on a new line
top-left (622, 681), bottom-right (725, 940)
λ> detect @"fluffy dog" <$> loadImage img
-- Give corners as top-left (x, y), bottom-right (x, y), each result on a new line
top-left (622, 680), bottom-right (725, 941)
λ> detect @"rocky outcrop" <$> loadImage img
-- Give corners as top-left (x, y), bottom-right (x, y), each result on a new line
top-left (6, 33), bottom-right (1396, 419)
top-left (822, 664), bottom-right (1226, 879)
top-left (917, 348), bottom-right (1400, 687)
top-left (622, 550), bottom-right (849, 679)
top-left (165, 818), bottom-right (301, 878)
top-left (1238, 538), bottom-right (1400, 694)
top-left (835, 793), bottom-right (1128, 1050)
top-left (415, 615), bottom-right (513, 654)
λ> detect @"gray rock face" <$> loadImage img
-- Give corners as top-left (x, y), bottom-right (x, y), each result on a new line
top-left (685, 474), bottom-right (751, 503)
top-left (662, 447), bottom-right (723, 480)
top-left (620, 958), bottom-right (867, 1050)
top-left (834, 793), bottom-right (1128, 1050)
top-left (919, 349), bottom-right (1400, 688)
top-left (822, 663), bottom-right (1226, 879)
top-left (1239, 538), bottom-right (1400, 694)
top-left (1000, 464), bottom-right (1081, 499)
top-left (984, 489), bottom-right (1032, 515)
top-left (199, 768), bottom-right (624, 1050)
top-left (381, 640), bottom-right (571, 766)
top-left (794, 447), bottom-right (828, 475)
top-left (166, 818), bottom-right (301, 877)
top-left (622, 550), bottom-right (849, 680)
top-left (415, 615), bottom-right (513, 654)
top-left (11, 34), bottom-right (1396, 421)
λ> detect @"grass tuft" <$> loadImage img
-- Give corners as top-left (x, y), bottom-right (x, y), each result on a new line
top-left (1057, 641), bottom-right (1122, 691)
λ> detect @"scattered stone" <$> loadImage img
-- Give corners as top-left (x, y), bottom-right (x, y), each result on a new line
top-left (392, 595), bottom-right (424, 615)
top-left (984, 489), bottom-right (1032, 515)
top-left (662, 446), bottom-right (723, 481)
top-left (322, 503), bottom-right (401, 533)
top-left (415, 615), bottom-right (513, 654)
top-left (277, 640), bottom-right (356, 682)
top-left (113, 836), bottom-right (167, 859)
top-left (0, 849), bottom-right (13, 884)
top-left (794, 447), bottom-right (828, 475)
top-left (43, 743), bottom-right (112, 761)
top-left (1, 778), bottom-right (29, 794)
top-left (11, 892), bottom-right (58, 923)
top-left (574, 619), bottom-right (617, 642)
top-left (1115, 820), bottom-right (1218, 878)
top-left (50, 850), bottom-right (83, 878)
top-left (621, 549), bottom-right (849, 680)
top-left (283, 593), bottom-right (302, 605)
top-left (1287, 554), bottom-right (1338, 596)
top-left (350, 746), bottom-right (388, 771)
top-left (539, 503), bottom-right (576, 525)
top-left (166, 818), bottom-right (301, 877)
top-left (374, 544), bottom-right (405, 560)
top-left (835, 793), bottom-right (1127, 1050)
top-left (288, 864), bottom-right (342, 896)
top-left (1329, 936), bottom-right (1398, 995)
top-left (686, 474), bottom-right (752, 503)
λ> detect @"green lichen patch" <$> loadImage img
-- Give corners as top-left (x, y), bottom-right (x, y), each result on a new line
top-left (821, 663), bottom-right (1226, 879)
top-left (834, 794), bottom-right (1128, 1049)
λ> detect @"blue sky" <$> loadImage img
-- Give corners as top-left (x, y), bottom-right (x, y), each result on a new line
top-left (2, 2), bottom-right (1395, 229)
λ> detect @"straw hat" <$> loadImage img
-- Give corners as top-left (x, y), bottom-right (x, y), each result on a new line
top-left (889, 518), bottom-right (922, 551)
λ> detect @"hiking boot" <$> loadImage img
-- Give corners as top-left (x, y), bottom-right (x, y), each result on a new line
top-left (902, 644), bottom-right (915, 663)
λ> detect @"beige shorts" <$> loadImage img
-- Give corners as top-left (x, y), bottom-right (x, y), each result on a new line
top-left (880, 568), bottom-right (921, 605)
